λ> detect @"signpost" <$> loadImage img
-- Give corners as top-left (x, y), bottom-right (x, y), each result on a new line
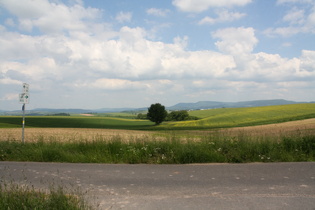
top-left (19, 83), bottom-right (29, 143)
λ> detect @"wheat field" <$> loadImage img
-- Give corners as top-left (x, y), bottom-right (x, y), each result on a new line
top-left (1, 118), bottom-right (314, 142)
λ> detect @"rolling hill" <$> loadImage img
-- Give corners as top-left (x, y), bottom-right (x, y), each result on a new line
top-left (1, 99), bottom-right (313, 115)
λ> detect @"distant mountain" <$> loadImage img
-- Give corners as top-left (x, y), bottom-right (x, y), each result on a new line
top-left (32, 108), bottom-right (93, 114)
top-left (167, 99), bottom-right (302, 110)
top-left (93, 108), bottom-right (143, 113)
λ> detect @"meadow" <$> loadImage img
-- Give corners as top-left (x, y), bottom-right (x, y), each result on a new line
top-left (163, 103), bottom-right (315, 129)
top-left (0, 103), bottom-right (314, 164)
top-left (1, 103), bottom-right (314, 130)
top-left (0, 116), bottom-right (154, 129)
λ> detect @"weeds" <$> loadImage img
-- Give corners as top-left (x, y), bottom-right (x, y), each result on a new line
top-left (0, 132), bottom-right (314, 164)
top-left (0, 181), bottom-right (92, 210)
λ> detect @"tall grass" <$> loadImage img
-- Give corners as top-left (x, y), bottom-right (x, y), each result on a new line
top-left (1, 132), bottom-right (314, 163)
top-left (0, 181), bottom-right (91, 210)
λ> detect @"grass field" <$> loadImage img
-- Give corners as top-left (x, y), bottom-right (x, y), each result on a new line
top-left (1, 103), bottom-right (314, 130)
top-left (0, 127), bottom-right (314, 163)
top-left (0, 103), bottom-right (314, 164)
top-left (0, 116), bottom-right (154, 129)
top-left (168, 103), bottom-right (315, 129)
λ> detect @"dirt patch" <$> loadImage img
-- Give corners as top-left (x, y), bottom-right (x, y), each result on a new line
top-left (1, 119), bottom-right (314, 142)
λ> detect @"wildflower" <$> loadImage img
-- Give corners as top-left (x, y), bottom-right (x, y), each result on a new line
top-left (162, 154), bottom-right (166, 160)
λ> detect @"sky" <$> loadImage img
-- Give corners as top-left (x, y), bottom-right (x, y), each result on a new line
top-left (0, 0), bottom-right (315, 110)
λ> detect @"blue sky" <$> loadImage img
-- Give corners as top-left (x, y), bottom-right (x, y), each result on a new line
top-left (0, 0), bottom-right (314, 110)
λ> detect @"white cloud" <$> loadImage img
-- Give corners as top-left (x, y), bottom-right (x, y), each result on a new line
top-left (283, 8), bottom-right (305, 25)
top-left (172, 0), bottom-right (252, 13)
top-left (277, 0), bottom-right (314, 4)
top-left (0, 0), bottom-right (314, 109)
top-left (212, 27), bottom-right (258, 55)
top-left (264, 26), bottom-right (301, 37)
top-left (91, 78), bottom-right (149, 90)
top-left (146, 8), bottom-right (170, 17)
top-left (265, 1), bottom-right (315, 37)
top-left (300, 50), bottom-right (315, 73)
top-left (198, 10), bottom-right (246, 25)
top-left (0, 0), bottom-right (101, 33)
top-left (115, 12), bottom-right (132, 23)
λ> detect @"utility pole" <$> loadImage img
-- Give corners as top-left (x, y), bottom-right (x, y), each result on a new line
top-left (19, 83), bottom-right (29, 143)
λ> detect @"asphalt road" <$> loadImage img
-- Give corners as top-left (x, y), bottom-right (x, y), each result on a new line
top-left (0, 161), bottom-right (314, 210)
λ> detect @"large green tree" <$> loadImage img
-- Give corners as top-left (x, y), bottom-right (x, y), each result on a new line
top-left (147, 103), bottom-right (168, 125)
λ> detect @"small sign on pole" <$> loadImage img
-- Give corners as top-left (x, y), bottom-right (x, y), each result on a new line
top-left (19, 83), bottom-right (30, 144)
top-left (19, 93), bottom-right (30, 104)
top-left (23, 83), bottom-right (29, 93)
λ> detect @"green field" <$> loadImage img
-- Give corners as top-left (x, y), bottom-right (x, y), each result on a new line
top-left (0, 116), bottom-right (154, 129)
top-left (166, 103), bottom-right (315, 129)
top-left (0, 103), bottom-right (314, 164)
top-left (0, 103), bottom-right (314, 130)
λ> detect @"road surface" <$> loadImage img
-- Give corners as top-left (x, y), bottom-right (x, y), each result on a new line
top-left (0, 161), bottom-right (314, 210)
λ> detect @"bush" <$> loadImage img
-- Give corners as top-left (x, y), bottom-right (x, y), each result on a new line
top-left (136, 113), bottom-right (148, 120)
top-left (166, 110), bottom-right (189, 121)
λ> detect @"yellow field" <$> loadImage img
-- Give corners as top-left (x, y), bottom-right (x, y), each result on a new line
top-left (0, 128), bottom-right (155, 142)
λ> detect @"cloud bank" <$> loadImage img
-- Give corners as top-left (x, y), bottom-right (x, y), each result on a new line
top-left (0, 0), bottom-right (314, 109)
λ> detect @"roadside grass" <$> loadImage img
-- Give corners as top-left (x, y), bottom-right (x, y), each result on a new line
top-left (0, 181), bottom-right (91, 210)
top-left (1, 131), bottom-right (314, 164)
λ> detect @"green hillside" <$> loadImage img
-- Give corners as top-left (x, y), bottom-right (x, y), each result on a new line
top-left (0, 116), bottom-right (154, 129)
top-left (160, 103), bottom-right (315, 129)
top-left (0, 103), bottom-right (314, 130)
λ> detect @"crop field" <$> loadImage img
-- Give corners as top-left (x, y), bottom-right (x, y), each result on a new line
top-left (169, 103), bottom-right (315, 129)
top-left (1, 103), bottom-right (314, 130)
top-left (0, 118), bottom-right (314, 142)
top-left (0, 116), bottom-right (154, 129)
top-left (0, 128), bottom-right (156, 142)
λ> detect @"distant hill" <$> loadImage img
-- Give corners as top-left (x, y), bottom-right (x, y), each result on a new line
top-left (1, 99), bottom-right (313, 115)
top-left (32, 108), bottom-right (92, 113)
top-left (167, 99), bottom-right (302, 110)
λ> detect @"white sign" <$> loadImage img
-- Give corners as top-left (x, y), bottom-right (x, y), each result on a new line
top-left (19, 93), bottom-right (30, 104)
top-left (23, 83), bottom-right (29, 93)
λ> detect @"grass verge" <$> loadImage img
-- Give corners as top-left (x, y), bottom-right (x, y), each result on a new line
top-left (0, 182), bottom-right (91, 210)
top-left (1, 132), bottom-right (314, 163)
